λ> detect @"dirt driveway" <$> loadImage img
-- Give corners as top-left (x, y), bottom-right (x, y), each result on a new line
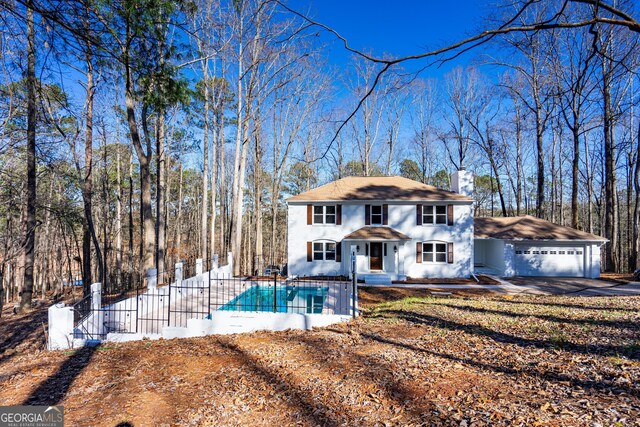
top-left (506, 276), bottom-right (640, 296)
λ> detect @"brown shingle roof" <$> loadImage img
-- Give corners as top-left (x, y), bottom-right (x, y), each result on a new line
top-left (343, 226), bottom-right (411, 240)
top-left (287, 176), bottom-right (472, 202)
top-left (474, 215), bottom-right (606, 241)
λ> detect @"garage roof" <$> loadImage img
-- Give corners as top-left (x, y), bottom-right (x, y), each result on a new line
top-left (474, 215), bottom-right (607, 241)
top-left (287, 176), bottom-right (473, 202)
top-left (343, 226), bottom-right (411, 241)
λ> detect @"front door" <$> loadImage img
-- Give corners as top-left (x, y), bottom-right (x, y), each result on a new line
top-left (370, 242), bottom-right (383, 270)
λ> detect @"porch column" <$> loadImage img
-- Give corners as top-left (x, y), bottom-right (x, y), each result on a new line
top-left (503, 243), bottom-right (515, 277)
top-left (398, 242), bottom-right (405, 277)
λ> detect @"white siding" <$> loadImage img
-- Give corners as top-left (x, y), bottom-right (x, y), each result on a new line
top-left (474, 239), bottom-right (505, 271)
top-left (589, 244), bottom-right (602, 279)
top-left (287, 201), bottom-right (474, 279)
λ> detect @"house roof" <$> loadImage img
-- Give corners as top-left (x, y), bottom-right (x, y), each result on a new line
top-left (343, 226), bottom-right (411, 241)
top-left (474, 215), bottom-right (607, 241)
top-left (287, 176), bottom-right (472, 202)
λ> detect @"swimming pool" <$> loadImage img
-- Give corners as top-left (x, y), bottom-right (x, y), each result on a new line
top-left (219, 285), bottom-right (329, 313)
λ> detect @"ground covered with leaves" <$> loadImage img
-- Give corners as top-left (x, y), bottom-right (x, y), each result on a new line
top-left (0, 288), bottom-right (638, 426)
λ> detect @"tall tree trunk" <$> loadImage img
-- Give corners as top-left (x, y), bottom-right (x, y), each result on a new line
top-left (232, 113), bottom-right (250, 275)
top-left (128, 147), bottom-right (135, 283)
top-left (626, 150), bottom-right (633, 272)
top-left (40, 178), bottom-right (54, 298)
top-left (20, 2), bottom-right (36, 312)
top-left (201, 76), bottom-right (209, 262)
top-left (100, 135), bottom-right (109, 290)
top-left (633, 121), bottom-right (640, 269)
top-left (603, 63), bottom-right (618, 272)
top-left (156, 113), bottom-right (166, 280)
top-left (254, 128), bottom-right (263, 274)
top-left (489, 153), bottom-right (507, 218)
top-left (558, 129), bottom-right (564, 226)
top-left (219, 119), bottom-right (227, 257)
top-left (209, 105), bottom-right (218, 262)
top-left (535, 109), bottom-right (545, 219)
top-left (82, 38), bottom-right (104, 295)
top-left (175, 139), bottom-right (185, 259)
top-left (550, 129), bottom-right (557, 223)
top-left (515, 107), bottom-right (523, 215)
top-left (115, 126), bottom-right (123, 290)
top-left (571, 123), bottom-right (580, 229)
top-left (229, 18), bottom-right (243, 275)
top-left (164, 119), bottom-right (173, 269)
top-left (126, 77), bottom-right (154, 275)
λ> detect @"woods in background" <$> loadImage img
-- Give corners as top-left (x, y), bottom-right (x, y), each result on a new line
top-left (1, 0), bottom-right (639, 313)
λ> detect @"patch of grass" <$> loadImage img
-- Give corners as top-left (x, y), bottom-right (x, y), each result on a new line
top-left (622, 342), bottom-right (640, 356)
top-left (548, 331), bottom-right (570, 348)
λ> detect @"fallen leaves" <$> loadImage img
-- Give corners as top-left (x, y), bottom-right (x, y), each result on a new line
top-left (0, 292), bottom-right (639, 426)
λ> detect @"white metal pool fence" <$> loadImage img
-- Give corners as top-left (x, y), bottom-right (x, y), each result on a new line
top-left (48, 253), bottom-right (358, 350)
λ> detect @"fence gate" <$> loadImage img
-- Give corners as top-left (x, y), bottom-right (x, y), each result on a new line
top-left (135, 290), bottom-right (169, 335)
top-left (168, 274), bottom-right (211, 328)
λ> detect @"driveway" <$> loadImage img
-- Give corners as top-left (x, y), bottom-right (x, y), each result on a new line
top-left (504, 276), bottom-right (640, 296)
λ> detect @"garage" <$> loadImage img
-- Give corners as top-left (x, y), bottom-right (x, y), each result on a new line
top-left (514, 244), bottom-right (585, 277)
top-left (474, 215), bottom-right (607, 279)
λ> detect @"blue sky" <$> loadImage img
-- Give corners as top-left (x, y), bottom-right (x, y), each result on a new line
top-left (300, 0), bottom-right (492, 79)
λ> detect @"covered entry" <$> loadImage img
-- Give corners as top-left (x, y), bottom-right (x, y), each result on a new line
top-left (343, 226), bottom-right (411, 278)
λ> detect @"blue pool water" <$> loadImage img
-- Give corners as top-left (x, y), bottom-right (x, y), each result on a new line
top-left (219, 285), bottom-right (329, 313)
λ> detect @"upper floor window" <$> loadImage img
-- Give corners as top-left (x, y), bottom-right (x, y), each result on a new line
top-left (423, 205), bottom-right (447, 225)
top-left (314, 205), bottom-right (336, 224)
top-left (423, 242), bottom-right (447, 263)
top-left (365, 204), bottom-right (388, 226)
top-left (370, 205), bottom-right (383, 225)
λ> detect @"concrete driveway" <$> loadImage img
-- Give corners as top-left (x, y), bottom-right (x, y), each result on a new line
top-left (505, 276), bottom-right (640, 296)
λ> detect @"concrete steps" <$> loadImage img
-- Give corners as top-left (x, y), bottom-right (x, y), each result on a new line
top-left (363, 274), bottom-right (392, 286)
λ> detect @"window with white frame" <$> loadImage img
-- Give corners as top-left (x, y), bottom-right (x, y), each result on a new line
top-left (370, 205), bottom-right (383, 225)
top-left (313, 205), bottom-right (336, 224)
top-left (313, 241), bottom-right (336, 261)
top-left (423, 242), bottom-right (447, 263)
top-left (423, 205), bottom-right (447, 225)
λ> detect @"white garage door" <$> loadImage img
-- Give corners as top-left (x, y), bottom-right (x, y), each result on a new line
top-left (514, 244), bottom-right (585, 277)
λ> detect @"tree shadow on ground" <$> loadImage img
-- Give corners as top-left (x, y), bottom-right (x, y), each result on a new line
top-left (495, 298), bottom-right (639, 313)
top-left (0, 305), bottom-right (48, 364)
top-left (325, 327), bottom-right (638, 399)
top-left (216, 339), bottom-right (341, 427)
top-left (435, 301), bottom-right (639, 331)
top-left (372, 308), bottom-right (640, 361)
top-left (21, 345), bottom-right (97, 406)
top-left (291, 332), bottom-right (440, 424)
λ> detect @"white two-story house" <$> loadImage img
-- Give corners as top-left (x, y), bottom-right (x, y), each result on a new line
top-left (287, 171), bottom-right (607, 281)
top-left (286, 172), bottom-right (475, 280)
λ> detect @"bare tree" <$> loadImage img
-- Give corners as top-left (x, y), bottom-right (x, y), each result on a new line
top-left (347, 58), bottom-right (385, 176)
top-left (551, 18), bottom-right (597, 229)
top-left (441, 67), bottom-right (482, 171)
top-left (408, 79), bottom-right (439, 184)
top-left (20, 1), bottom-right (36, 312)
